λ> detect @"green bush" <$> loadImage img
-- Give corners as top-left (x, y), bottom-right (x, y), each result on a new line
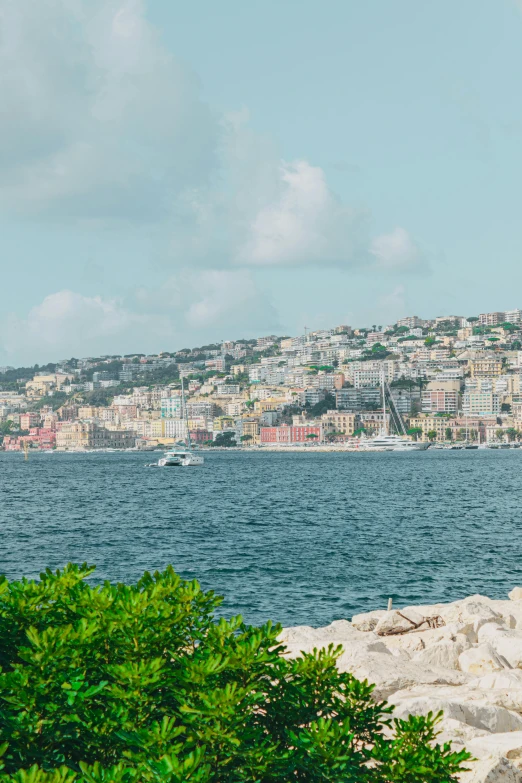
top-left (0, 565), bottom-right (470, 782)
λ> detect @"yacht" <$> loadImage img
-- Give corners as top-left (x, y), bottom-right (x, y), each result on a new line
top-left (158, 450), bottom-right (204, 467)
top-left (157, 377), bottom-right (204, 467)
top-left (358, 372), bottom-right (430, 452)
top-left (359, 432), bottom-right (429, 452)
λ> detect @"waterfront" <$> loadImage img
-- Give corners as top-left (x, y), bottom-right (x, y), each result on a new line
top-left (1, 449), bottom-right (522, 627)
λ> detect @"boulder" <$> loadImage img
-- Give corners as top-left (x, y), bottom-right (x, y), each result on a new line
top-left (389, 685), bottom-right (522, 733)
top-left (336, 647), bottom-right (469, 700)
top-left (467, 731), bottom-right (522, 761)
top-left (435, 717), bottom-right (489, 751)
top-left (459, 644), bottom-right (509, 676)
top-left (351, 610), bottom-right (386, 632)
top-left (413, 639), bottom-right (463, 670)
top-left (460, 756), bottom-right (522, 782)
top-left (374, 608), bottom-right (426, 636)
top-left (478, 625), bottom-right (522, 669)
top-left (509, 587), bottom-right (522, 602)
top-left (473, 671), bottom-right (522, 690)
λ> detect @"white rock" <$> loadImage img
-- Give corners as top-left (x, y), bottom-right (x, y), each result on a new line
top-left (390, 685), bottom-right (522, 733)
top-left (459, 644), bottom-right (509, 675)
top-left (477, 625), bottom-right (522, 669)
top-left (351, 610), bottom-right (386, 632)
top-left (413, 639), bottom-right (463, 670)
top-left (337, 648), bottom-right (469, 700)
top-left (467, 731), bottom-right (522, 761)
top-left (435, 717), bottom-right (489, 750)
top-left (473, 671), bottom-right (522, 690)
top-left (460, 756), bottom-right (522, 783)
top-left (509, 587), bottom-right (522, 602)
top-left (374, 608), bottom-right (426, 636)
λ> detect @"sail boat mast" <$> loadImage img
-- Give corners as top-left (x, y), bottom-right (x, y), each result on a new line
top-left (181, 375), bottom-right (192, 449)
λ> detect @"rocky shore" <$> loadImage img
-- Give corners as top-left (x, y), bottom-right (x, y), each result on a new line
top-left (281, 589), bottom-right (522, 782)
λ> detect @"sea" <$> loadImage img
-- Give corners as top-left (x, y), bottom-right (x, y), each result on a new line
top-left (1, 449), bottom-right (521, 628)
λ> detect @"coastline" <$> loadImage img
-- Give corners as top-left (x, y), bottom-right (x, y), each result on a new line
top-left (283, 589), bottom-right (522, 782)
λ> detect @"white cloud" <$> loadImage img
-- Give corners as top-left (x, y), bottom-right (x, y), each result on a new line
top-left (1, 271), bottom-right (279, 364)
top-left (0, 0), bottom-right (217, 219)
top-left (238, 160), bottom-right (362, 266)
top-left (369, 227), bottom-right (424, 270)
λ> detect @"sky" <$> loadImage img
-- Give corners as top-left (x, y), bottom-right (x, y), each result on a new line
top-left (2, 0), bottom-right (522, 364)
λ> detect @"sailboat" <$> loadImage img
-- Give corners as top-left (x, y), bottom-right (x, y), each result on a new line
top-left (158, 378), bottom-right (204, 466)
top-left (359, 372), bottom-right (430, 452)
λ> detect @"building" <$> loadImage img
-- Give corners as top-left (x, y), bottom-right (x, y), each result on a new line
top-left (478, 312), bottom-right (506, 326)
top-left (336, 388), bottom-right (381, 410)
top-left (161, 395), bottom-right (182, 418)
top-left (470, 359), bottom-right (503, 378)
top-left (20, 412), bottom-right (41, 431)
top-left (321, 411), bottom-right (360, 436)
top-left (163, 419), bottom-right (188, 439)
top-left (421, 389), bottom-right (460, 414)
top-left (260, 424), bottom-right (323, 443)
top-left (397, 316), bottom-right (423, 329)
top-left (463, 391), bottom-right (501, 416)
top-left (56, 422), bottom-right (135, 450)
top-left (241, 419), bottom-right (260, 444)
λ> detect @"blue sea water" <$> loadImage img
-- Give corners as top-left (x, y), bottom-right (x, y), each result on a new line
top-left (1, 449), bottom-right (521, 628)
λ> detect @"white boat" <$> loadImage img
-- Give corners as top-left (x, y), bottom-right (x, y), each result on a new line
top-left (358, 372), bottom-right (429, 452)
top-left (158, 450), bottom-right (204, 467)
top-left (359, 432), bottom-right (430, 451)
top-left (157, 377), bottom-right (204, 467)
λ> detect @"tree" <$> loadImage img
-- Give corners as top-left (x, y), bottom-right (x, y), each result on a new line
top-left (467, 316), bottom-right (479, 323)
top-left (306, 433), bottom-right (319, 439)
top-left (427, 430), bottom-right (437, 441)
top-left (407, 427), bottom-right (423, 441)
top-left (240, 434), bottom-right (253, 442)
top-left (211, 431), bottom-right (237, 447)
top-left (496, 429), bottom-right (505, 442)
top-left (506, 427), bottom-right (518, 442)
top-left (0, 564), bottom-right (471, 782)
top-left (445, 427), bottom-right (453, 442)
top-left (353, 428), bottom-right (366, 437)
top-left (424, 337), bottom-right (436, 346)
top-left (310, 393), bottom-right (336, 417)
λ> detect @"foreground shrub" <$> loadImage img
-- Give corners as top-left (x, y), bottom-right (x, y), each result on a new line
top-left (0, 564), bottom-right (470, 782)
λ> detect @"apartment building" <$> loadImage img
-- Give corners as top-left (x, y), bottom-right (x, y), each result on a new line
top-left (321, 411), bottom-right (360, 436)
top-left (260, 424), bottom-right (323, 443)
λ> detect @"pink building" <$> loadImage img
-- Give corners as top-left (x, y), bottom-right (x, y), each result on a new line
top-left (20, 412), bottom-right (41, 431)
top-left (260, 425), bottom-right (323, 444)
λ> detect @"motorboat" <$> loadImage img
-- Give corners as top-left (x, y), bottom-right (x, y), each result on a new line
top-left (158, 450), bottom-right (204, 467)
top-left (156, 377), bottom-right (204, 467)
top-left (359, 432), bottom-right (430, 452)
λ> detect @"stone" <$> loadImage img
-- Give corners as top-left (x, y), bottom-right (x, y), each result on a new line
top-left (336, 648), bottom-right (469, 700)
top-left (413, 639), bottom-right (463, 670)
top-left (351, 610), bottom-right (386, 632)
top-left (509, 587), bottom-right (522, 602)
top-left (374, 608), bottom-right (426, 636)
top-left (460, 756), bottom-right (522, 783)
top-left (459, 644), bottom-right (509, 675)
top-left (467, 731), bottom-right (522, 761)
top-left (435, 717), bottom-right (489, 751)
top-left (473, 671), bottom-right (522, 690)
top-left (477, 625), bottom-right (522, 669)
top-left (389, 685), bottom-right (522, 733)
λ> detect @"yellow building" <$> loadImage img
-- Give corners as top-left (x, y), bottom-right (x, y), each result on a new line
top-left (321, 411), bottom-right (360, 436)
top-left (470, 359), bottom-right (503, 378)
top-left (242, 419), bottom-right (260, 444)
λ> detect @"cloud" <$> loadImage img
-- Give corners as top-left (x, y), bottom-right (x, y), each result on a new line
top-left (237, 160), bottom-right (363, 266)
top-left (369, 227), bottom-right (425, 271)
top-left (1, 272), bottom-right (280, 364)
top-left (0, 0), bottom-right (217, 220)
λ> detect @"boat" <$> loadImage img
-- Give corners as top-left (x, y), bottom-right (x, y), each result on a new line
top-left (359, 432), bottom-right (430, 451)
top-left (158, 450), bottom-right (204, 467)
top-left (358, 372), bottom-right (429, 451)
top-left (157, 377), bottom-right (204, 467)
top-left (464, 444), bottom-right (479, 450)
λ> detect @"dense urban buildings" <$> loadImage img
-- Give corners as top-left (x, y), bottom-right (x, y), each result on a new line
top-left (2, 307), bottom-right (522, 450)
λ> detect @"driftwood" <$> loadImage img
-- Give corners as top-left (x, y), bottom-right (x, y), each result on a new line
top-left (377, 612), bottom-right (445, 636)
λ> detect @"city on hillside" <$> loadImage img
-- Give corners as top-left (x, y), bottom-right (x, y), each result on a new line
top-left (1, 307), bottom-right (522, 450)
